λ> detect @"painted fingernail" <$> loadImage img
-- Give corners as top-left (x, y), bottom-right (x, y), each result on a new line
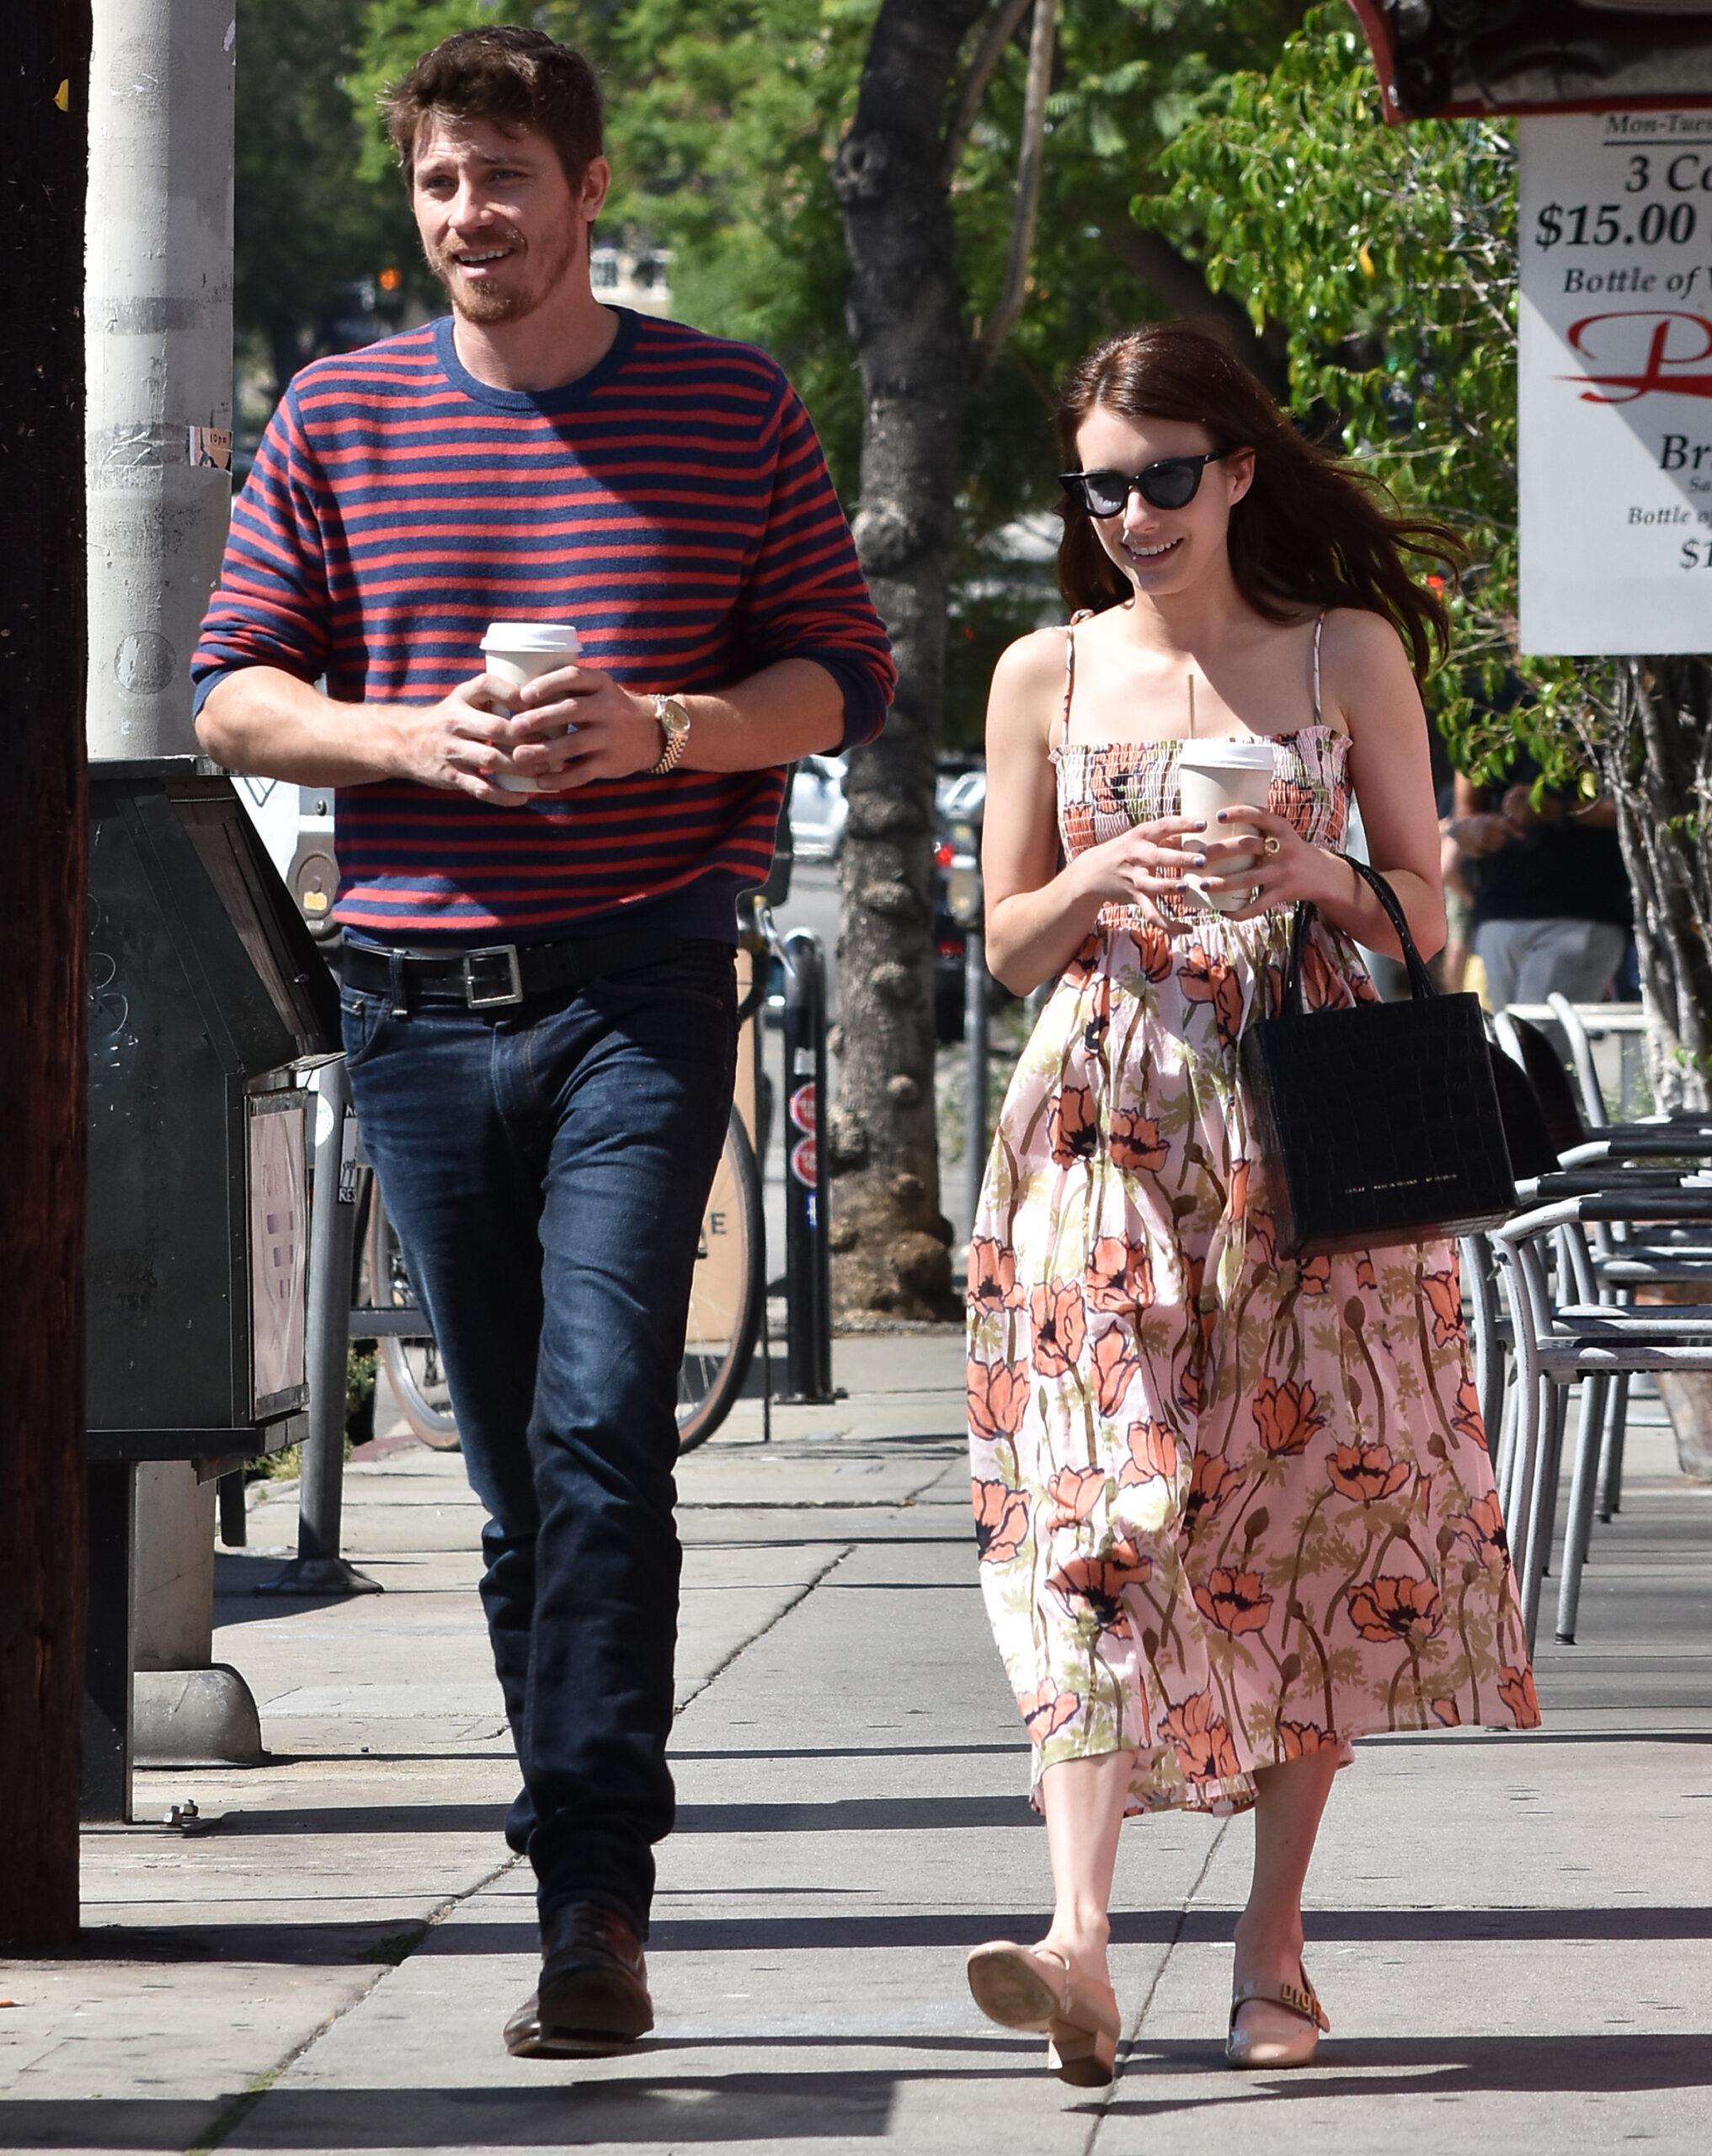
top-left (1192, 853), bottom-right (1207, 868)
top-left (1216, 808), bottom-right (1230, 822)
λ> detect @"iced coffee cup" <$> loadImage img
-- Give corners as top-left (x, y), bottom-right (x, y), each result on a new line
top-left (1176, 737), bottom-right (1276, 912)
top-left (478, 622), bottom-right (580, 793)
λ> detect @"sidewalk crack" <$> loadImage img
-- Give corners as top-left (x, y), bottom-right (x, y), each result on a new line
top-left (1080, 1819), bottom-right (1229, 2151)
top-left (673, 1544), bottom-right (855, 1713)
top-left (184, 1850), bottom-right (517, 2156)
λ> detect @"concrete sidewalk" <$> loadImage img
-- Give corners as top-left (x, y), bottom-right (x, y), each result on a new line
top-left (5, 1332), bottom-right (1712, 2153)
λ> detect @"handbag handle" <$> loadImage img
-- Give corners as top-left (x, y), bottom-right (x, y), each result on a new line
top-left (1283, 856), bottom-right (1437, 1010)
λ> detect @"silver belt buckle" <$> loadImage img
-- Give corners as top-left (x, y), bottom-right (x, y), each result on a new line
top-left (463, 945), bottom-right (524, 1008)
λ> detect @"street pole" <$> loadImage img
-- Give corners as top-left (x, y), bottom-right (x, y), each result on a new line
top-left (260, 1059), bottom-right (381, 1597)
top-left (85, 0), bottom-right (234, 766)
top-left (0, 1), bottom-right (94, 1952)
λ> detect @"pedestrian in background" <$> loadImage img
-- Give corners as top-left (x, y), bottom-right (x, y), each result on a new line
top-left (1448, 756), bottom-right (1632, 1011)
top-left (963, 324), bottom-right (1537, 2085)
top-left (193, 25), bottom-right (892, 2060)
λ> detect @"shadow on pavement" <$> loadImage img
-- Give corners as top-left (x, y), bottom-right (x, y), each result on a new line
top-left (8, 2032), bottom-right (1712, 2151)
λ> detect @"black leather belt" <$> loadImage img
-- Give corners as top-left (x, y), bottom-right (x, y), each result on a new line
top-left (339, 930), bottom-right (687, 1010)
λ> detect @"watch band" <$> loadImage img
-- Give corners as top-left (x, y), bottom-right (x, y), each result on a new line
top-left (649, 692), bottom-right (690, 776)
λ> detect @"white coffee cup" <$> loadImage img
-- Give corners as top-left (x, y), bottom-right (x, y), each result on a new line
top-left (1176, 738), bottom-right (1276, 912)
top-left (479, 622), bottom-right (580, 793)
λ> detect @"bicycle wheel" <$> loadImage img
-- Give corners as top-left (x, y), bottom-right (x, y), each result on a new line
top-left (365, 1182), bottom-right (461, 1451)
top-left (678, 1108), bottom-right (765, 1452)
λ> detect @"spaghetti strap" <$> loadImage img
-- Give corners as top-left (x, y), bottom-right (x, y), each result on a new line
top-left (1059, 623), bottom-right (1077, 748)
top-left (1060, 611), bottom-right (1092, 748)
top-left (1311, 611), bottom-right (1326, 724)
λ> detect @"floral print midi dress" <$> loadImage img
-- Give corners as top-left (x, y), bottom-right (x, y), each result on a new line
top-left (968, 622), bottom-right (1540, 1818)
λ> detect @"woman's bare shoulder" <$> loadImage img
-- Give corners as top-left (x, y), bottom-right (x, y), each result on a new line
top-left (988, 624), bottom-right (1073, 743)
top-left (1318, 605), bottom-right (1411, 675)
top-left (993, 623), bottom-right (1073, 693)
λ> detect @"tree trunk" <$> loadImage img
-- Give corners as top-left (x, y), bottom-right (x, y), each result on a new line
top-left (828, 0), bottom-right (990, 1320)
top-left (1576, 657), bottom-right (1712, 1114)
top-left (0, 0), bottom-right (93, 1951)
top-left (1577, 656), bottom-right (1712, 1480)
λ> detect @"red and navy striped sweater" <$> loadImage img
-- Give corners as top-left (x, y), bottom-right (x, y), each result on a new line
top-left (193, 308), bottom-right (893, 943)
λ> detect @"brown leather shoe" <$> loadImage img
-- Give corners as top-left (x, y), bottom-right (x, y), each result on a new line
top-left (503, 1903), bottom-right (654, 2058)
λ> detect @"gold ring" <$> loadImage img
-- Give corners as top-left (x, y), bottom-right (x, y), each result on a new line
top-left (1261, 835), bottom-right (1282, 856)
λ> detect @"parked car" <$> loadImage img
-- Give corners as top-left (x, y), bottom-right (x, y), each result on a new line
top-left (789, 754), bottom-right (848, 863)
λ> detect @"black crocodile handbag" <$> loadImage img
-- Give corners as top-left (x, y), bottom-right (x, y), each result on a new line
top-left (1239, 858), bottom-right (1518, 1257)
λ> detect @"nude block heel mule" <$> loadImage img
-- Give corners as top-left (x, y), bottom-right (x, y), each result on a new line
top-left (966, 1940), bottom-right (1121, 2087)
top-left (1224, 1966), bottom-right (1330, 2070)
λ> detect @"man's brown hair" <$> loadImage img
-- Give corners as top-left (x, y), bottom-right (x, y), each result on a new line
top-left (381, 24), bottom-right (603, 190)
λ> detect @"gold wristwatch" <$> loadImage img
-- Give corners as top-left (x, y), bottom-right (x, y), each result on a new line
top-left (649, 693), bottom-right (691, 775)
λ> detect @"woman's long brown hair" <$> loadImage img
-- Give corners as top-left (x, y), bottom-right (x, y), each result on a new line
top-left (1056, 325), bottom-right (1464, 682)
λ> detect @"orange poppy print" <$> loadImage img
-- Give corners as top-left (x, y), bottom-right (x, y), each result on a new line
top-left (1497, 1664), bottom-right (1541, 1724)
top-left (1451, 1490), bottom-right (1510, 1564)
top-left (1109, 1106), bottom-right (1168, 1174)
top-left (1063, 935), bottom-right (1100, 985)
top-left (1160, 1690), bottom-right (1241, 1782)
top-left (1091, 1325), bottom-right (1142, 1417)
top-left (1183, 1449), bottom-right (1240, 1530)
top-left (1426, 1266), bottom-right (1464, 1346)
top-left (967, 1358), bottom-right (1028, 1442)
top-left (1355, 1256), bottom-right (1377, 1291)
top-left (1121, 1418), bottom-right (1178, 1487)
top-left (1130, 926), bottom-right (1173, 982)
top-left (1430, 1697), bottom-right (1462, 1727)
top-left (1030, 1281), bottom-right (1086, 1377)
top-left (971, 1479), bottom-right (1029, 1563)
top-left (1192, 1566), bottom-right (1272, 1636)
top-left (1253, 1377), bottom-right (1327, 1457)
top-left (1049, 1085), bottom-right (1098, 1167)
top-left (1088, 1235), bottom-right (1154, 1315)
top-left (1180, 944), bottom-right (1244, 1047)
top-left (1300, 937), bottom-right (1342, 1013)
top-left (1048, 1465), bottom-right (1107, 1530)
top-left (1061, 802), bottom-right (1096, 853)
top-left (1051, 1545), bottom-right (1149, 1633)
top-left (968, 1237), bottom-right (1024, 1312)
top-left (1347, 1574), bottom-right (1443, 1647)
top-left (1326, 1439), bottom-right (1411, 1503)
top-left (1451, 1378), bottom-right (1486, 1450)
top-left (1019, 1682), bottom-right (1080, 1741)
top-left (1277, 1719), bottom-right (1336, 1758)
top-left (1298, 1252), bottom-right (1332, 1295)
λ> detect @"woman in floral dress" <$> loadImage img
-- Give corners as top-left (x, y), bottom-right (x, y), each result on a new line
top-left (963, 326), bottom-right (1538, 2085)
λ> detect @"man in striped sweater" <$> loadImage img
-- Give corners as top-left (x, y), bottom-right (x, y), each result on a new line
top-left (195, 26), bottom-right (893, 2058)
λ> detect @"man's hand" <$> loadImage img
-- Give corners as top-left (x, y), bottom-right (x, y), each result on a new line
top-left (503, 663), bottom-right (662, 789)
top-left (387, 675), bottom-right (537, 803)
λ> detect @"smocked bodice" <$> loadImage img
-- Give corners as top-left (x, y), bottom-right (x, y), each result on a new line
top-left (1053, 726), bottom-right (1353, 932)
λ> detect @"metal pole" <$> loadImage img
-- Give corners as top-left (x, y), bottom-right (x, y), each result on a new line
top-left (259, 1058), bottom-right (381, 1596)
top-left (781, 929), bottom-right (834, 1403)
top-left (85, 0), bottom-right (234, 764)
top-left (964, 921), bottom-right (989, 1234)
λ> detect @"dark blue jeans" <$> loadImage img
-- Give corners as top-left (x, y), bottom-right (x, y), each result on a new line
top-left (340, 939), bottom-right (738, 1939)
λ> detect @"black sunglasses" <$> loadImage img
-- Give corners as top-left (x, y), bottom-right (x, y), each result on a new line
top-left (1059, 453), bottom-right (1224, 518)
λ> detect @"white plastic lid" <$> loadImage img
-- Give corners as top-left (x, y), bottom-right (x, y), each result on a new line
top-left (1177, 736), bottom-right (1276, 769)
top-left (480, 621), bottom-right (581, 652)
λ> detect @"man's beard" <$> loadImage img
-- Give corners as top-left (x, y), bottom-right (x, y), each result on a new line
top-left (430, 223), bottom-right (578, 326)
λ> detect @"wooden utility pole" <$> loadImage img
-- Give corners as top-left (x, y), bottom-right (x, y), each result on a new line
top-left (1, 1), bottom-right (93, 1951)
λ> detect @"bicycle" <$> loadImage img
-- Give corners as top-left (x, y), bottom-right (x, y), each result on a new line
top-left (356, 925), bottom-right (773, 1454)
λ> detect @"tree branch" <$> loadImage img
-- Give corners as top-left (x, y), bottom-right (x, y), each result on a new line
top-left (1097, 220), bottom-right (1290, 400)
top-left (941, 0), bottom-right (1035, 188)
top-left (974, 0), bottom-right (1059, 370)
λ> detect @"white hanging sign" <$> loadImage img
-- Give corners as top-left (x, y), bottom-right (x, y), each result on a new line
top-left (1518, 109), bottom-right (1712, 655)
